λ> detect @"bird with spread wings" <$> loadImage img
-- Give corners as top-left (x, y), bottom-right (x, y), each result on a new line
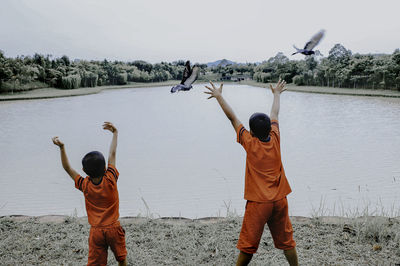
top-left (292, 30), bottom-right (325, 56)
top-left (170, 61), bottom-right (200, 93)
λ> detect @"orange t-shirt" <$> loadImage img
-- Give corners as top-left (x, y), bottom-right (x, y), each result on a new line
top-left (237, 120), bottom-right (291, 202)
top-left (75, 164), bottom-right (120, 226)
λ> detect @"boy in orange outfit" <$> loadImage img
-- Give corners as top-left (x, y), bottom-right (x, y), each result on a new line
top-left (52, 122), bottom-right (127, 266)
top-left (204, 80), bottom-right (298, 266)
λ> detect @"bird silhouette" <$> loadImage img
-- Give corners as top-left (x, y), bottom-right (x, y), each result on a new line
top-left (170, 61), bottom-right (200, 93)
top-left (292, 30), bottom-right (325, 56)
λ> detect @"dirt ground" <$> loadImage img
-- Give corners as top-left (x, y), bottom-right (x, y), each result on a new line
top-left (1, 215), bottom-right (399, 265)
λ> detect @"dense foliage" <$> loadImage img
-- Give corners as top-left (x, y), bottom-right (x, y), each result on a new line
top-left (253, 45), bottom-right (400, 90)
top-left (0, 53), bottom-right (206, 93)
top-left (0, 43), bottom-right (399, 93)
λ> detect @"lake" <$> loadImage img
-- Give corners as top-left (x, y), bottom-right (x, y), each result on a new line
top-left (1, 84), bottom-right (400, 218)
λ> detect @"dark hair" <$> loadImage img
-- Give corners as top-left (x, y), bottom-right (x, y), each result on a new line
top-left (82, 151), bottom-right (106, 178)
top-left (249, 112), bottom-right (271, 140)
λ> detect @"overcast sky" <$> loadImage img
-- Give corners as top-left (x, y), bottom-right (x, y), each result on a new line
top-left (1, 0), bottom-right (399, 63)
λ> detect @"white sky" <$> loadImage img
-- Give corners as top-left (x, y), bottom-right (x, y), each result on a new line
top-left (1, 0), bottom-right (399, 63)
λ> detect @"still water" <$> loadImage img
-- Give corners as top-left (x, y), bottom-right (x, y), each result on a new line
top-left (1, 84), bottom-right (400, 218)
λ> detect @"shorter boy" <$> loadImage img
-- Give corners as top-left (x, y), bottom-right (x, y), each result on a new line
top-left (52, 122), bottom-right (127, 266)
top-left (204, 80), bottom-right (298, 266)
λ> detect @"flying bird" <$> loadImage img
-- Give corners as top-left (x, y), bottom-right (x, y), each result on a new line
top-left (170, 61), bottom-right (200, 93)
top-left (292, 30), bottom-right (325, 56)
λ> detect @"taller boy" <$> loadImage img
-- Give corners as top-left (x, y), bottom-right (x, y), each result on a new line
top-left (204, 80), bottom-right (298, 266)
top-left (52, 122), bottom-right (127, 266)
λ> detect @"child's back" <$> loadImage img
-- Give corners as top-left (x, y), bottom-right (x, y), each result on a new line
top-left (203, 80), bottom-right (298, 266)
top-left (237, 119), bottom-right (291, 202)
top-left (52, 122), bottom-right (127, 266)
top-left (75, 164), bottom-right (120, 226)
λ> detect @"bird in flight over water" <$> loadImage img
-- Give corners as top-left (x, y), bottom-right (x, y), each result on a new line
top-left (170, 61), bottom-right (200, 93)
top-left (292, 30), bottom-right (325, 56)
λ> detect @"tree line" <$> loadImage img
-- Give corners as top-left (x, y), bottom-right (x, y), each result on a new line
top-left (1, 43), bottom-right (399, 93)
top-left (0, 53), bottom-right (207, 93)
top-left (253, 44), bottom-right (400, 90)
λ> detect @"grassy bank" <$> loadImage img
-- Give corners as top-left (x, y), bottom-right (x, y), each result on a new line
top-left (0, 81), bottom-right (49, 93)
top-left (241, 80), bottom-right (400, 98)
top-left (2, 80), bottom-right (400, 102)
top-left (1, 215), bottom-right (399, 265)
top-left (0, 80), bottom-right (180, 101)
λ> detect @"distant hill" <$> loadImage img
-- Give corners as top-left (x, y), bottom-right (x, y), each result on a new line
top-left (207, 59), bottom-right (261, 67)
top-left (207, 59), bottom-right (237, 67)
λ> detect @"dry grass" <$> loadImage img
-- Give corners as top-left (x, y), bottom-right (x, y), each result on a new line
top-left (1, 215), bottom-right (400, 265)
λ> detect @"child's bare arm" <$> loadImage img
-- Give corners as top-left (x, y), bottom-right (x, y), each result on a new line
top-left (269, 79), bottom-right (287, 121)
top-left (204, 81), bottom-right (241, 131)
top-left (103, 122), bottom-right (118, 166)
top-left (52, 137), bottom-right (79, 181)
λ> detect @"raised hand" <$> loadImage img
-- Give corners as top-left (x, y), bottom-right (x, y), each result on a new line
top-left (103, 122), bottom-right (118, 134)
top-left (269, 79), bottom-right (287, 95)
top-left (52, 136), bottom-right (78, 180)
top-left (104, 122), bottom-right (118, 166)
top-left (204, 81), bottom-right (223, 99)
top-left (52, 136), bottom-right (64, 148)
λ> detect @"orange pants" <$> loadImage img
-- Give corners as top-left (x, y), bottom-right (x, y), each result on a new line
top-left (237, 197), bottom-right (296, 254)
top-left (88, 221), bottom-right (127, 266)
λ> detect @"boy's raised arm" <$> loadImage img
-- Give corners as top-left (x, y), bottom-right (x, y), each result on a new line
top-left (52, 137), bottom-right (79, 181)
top-left (103, 122), bottom-right (118, 166)
top-left (204, 81), bottom-right (242, 131)
top-left (269, 79), bottom-right (287, 121)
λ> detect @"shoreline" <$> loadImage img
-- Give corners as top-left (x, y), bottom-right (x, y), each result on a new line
top-left (0, 80), bottom-right (179, 102)
top-left (242, 80), bottom-right (400, 98)
top-left (2, 214), bottom-right (399, 224)
top-left (1, 214), bottom-right (399, 265)
top-left (1, 80), bottom-right (399, 102)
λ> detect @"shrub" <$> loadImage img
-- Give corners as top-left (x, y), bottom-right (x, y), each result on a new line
top-left (61, 75), bottom-right (81, 89)
top-left (80, 71), bottom-right (98, 87)
top-left (293, 75), bottom-right (305, 86)
top-left (116, 72), bottom-right (128, 85)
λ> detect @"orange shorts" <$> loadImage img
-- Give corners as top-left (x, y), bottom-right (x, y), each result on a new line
top-left (237, 197), bottom-right (296, 254)
top-left (88, 221), bottom-right (127, 266)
